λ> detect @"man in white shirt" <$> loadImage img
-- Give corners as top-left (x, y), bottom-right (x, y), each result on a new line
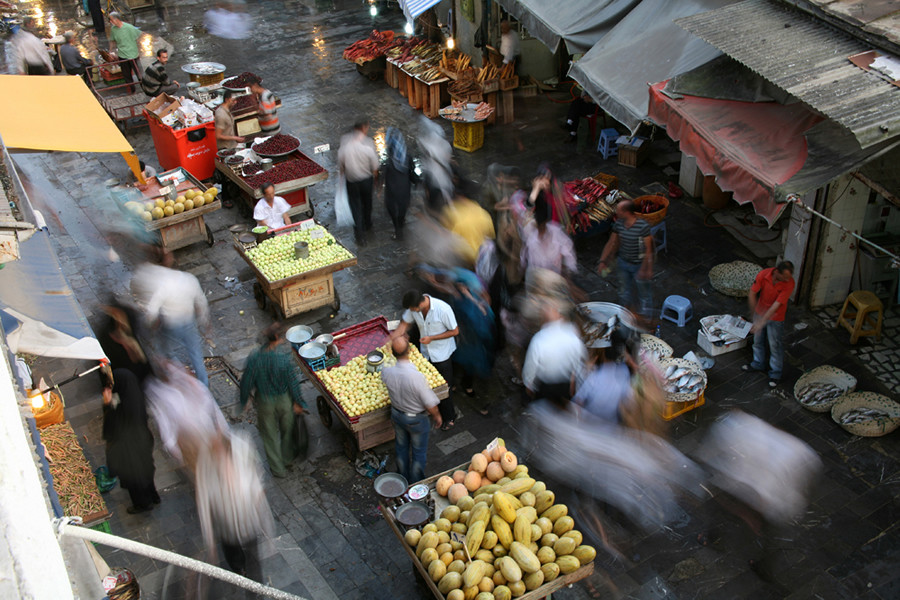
top-left (500, 21), bottom-right (520, 66)
top-left (393, 289), bottom-right (459, 430)
top-left (337, 119), bottom-right (379, 245)
top-left (11, 18), bottom-right (54, 75)
top-left (253, 182), bottom-right (291, 229)
top-left (131, 249), bottom-right (211, 386)
top-left (522, 296), bottom-right (586, 405)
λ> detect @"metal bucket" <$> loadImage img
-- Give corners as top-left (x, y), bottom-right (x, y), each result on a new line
top-left (577, 302), bottom-right (638, 348)
top-left (294, 241), bottom-right (309, 260)
top-left (366, 350), bottom-right (385, 373)
top-left (260, 158), bottom-right (274, 171)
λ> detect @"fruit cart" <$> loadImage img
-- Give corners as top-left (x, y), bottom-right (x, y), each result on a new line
top-left (115, 167), bottom-right (220, 251)
top-left (379, 457), bottom-right (596, 600)
top-left (214, 143), bottom-right (327, 220)
top-left (297, 316), bottom-right (448, 460)
top-left (233, 220), bottom-right (356, 319)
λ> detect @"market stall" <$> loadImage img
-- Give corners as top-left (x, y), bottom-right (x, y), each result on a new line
top-left (112, 167), bottom-right (220, 251)
top-left (439, 102), bottom-right (494, 153)
top-left (379, 440), bottom-right (596, 599)
top-left (215, 135), bottom-right (327, 219)
top-left (233, 219), bottom-right (356, 319)
top-left (85, 59), bottom-right (152, 131)
top-left (295, 315), bottom-right (448, 459)
top-left (342, 30), bottom-right (400, 80)
top-left (562, 173), bottom-right (618, 238)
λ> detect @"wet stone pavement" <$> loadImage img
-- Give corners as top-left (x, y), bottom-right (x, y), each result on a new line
top-left (7, 1), bottom-right (900, 598)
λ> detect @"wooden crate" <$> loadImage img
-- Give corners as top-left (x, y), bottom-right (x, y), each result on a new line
top-left (499, 75), bottom-right (519, 90)
top-left (618, 137), bottom-right (650, 168)
top-left (279, 271), bottom-right (336, 317)
top-left (481, 79), bottom-right (499, 94)
top-left (500, 89), bottom-right (515, 124)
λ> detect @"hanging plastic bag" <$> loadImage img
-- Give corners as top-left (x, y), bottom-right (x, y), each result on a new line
top-left (293, 412), bottom-right (309, 461)
top-left (334, 174), bottom-right (354, 228)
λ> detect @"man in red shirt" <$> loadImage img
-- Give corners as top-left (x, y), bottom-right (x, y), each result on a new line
top-left (743, 261), bottom-right (795, 387)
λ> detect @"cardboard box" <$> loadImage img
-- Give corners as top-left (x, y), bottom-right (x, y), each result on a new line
top-left (697, 330), bottom-right (749, 356)
top-left (145, 93), bottom-right (181, 120)
top-left (617, 136), bottom-right (650, 168)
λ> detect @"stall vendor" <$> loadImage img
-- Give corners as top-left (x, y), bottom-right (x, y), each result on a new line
top-left (141, 49), bottom-right (179, 97)
top-left (215, 90), bottom-right (244, 150)
top-left (253, 183), bottom-right (291, 229)
top-left (500, 21), bottom-right (520, 66)
top-left (247, 75), bottom-right (280, 137)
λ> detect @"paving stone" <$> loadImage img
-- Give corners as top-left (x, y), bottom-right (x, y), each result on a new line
top-left (435, 429), bottom-right (477, 455)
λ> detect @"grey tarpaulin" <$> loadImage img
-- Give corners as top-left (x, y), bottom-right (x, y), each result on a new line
top-left (569, 0), bottom-right (736, 132)
top-left (495, 0), bottom-right (640, 55)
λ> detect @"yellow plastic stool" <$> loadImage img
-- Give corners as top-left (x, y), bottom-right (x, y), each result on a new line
top-left (837, 291), bottom-right (884, 344)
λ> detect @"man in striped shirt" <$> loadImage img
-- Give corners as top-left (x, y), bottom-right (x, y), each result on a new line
top-left (141, 49), bottom-right (179, 97)
top-left (597, 200), bottom-right (654, 319)
top-left (248, 76), bottom-right (280, 136)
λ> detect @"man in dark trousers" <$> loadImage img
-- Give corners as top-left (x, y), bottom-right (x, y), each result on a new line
top-left (744, 261), bottom-right (795, 388)
top-left (597, 200), bottom-right (654, 322)
top-left (337, 119), bottom-right (379, 246)
top-left (382, 337), bottom-right (442, 483)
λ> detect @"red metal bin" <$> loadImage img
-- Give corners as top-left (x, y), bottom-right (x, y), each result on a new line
top-left (144, 114), bottom-right (217, 180)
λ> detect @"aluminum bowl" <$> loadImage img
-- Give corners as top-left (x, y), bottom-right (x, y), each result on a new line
top-left (298, 342), bottom-right (327, 360)
top-left (286, 325), bottom-right (313, 349)
top-left (395, 501), bottom-right (431, 527)
top-left (373, 472), bottom-right (408, 500)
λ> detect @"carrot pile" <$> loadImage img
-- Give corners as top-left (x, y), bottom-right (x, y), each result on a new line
top-left (42, 422), bottom-right (107, 519)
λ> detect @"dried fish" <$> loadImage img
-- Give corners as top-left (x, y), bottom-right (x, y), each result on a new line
top-left (839, 408), bottom-right (891, 425)
top-left (797, 382), bottom-right (844, 406)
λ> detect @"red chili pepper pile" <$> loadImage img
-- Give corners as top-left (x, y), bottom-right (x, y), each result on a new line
top-left (224, 71), bottom-right (259, 88)
top-left (639, 196), bottom-right (666, 213)
top-left (253, 134), bottom-right (300, 156)
top-left (564, 178), bottom-right (615, 234)
top-left (343, 30), bottom-right (399, 62)
top-left (243, 158), bottom-right (325, 188)
top-left (565, 178), bottom-right (608, 207)
top-left (232, 94), bottom-right (256, 112)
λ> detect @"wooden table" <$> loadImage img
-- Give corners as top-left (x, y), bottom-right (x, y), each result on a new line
top-left (379, 461), bottom-right (596, 599)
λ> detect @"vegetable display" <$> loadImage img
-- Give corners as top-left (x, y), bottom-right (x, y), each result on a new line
top-left (318, 342), bottom-right (446, 419)
top-left (405, 441), bottom-right (596, 599)
top-left (243, 157), bottom-right (325, 188)
top-left (245, 225), bottom-right (354, 281)
top-left (41, 422), bottom-right (108, 519)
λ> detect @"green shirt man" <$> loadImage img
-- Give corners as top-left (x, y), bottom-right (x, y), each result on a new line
top-left (108, 15), bottom-right (141, 60)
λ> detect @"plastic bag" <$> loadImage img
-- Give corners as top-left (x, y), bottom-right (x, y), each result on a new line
top-left (293, 412), bottom-right (309, 461)
top-left (334, 175), bottom-right (354, 228)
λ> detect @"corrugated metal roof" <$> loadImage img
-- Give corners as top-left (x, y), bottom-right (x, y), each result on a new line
top-left (676, 0), bottom-right (900, 149)
top-left (788, 0), bottom-right (900, 52)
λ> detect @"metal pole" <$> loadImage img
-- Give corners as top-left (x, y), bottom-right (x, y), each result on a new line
top-left (54, 518), bottom-right (306, 600)
top-left (787, 195), bottom-right (900, 267)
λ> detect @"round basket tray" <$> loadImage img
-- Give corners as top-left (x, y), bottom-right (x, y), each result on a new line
top-left (830, 392), bottom-right (900, 437)
top-left (634, 195), bottom-right (669, 226)
top-left (709, 261), bottom-right (762, 297)
top-left (793, 365), bottom-right (857, 413)
top-left (251, 134), bottom-right (301, 158)
top-left (640, 334), bottom-right (673, 361)
top-left (658, 357), bottom-right (707, 403)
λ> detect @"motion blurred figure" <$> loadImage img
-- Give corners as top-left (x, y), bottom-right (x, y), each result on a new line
top-left (11, 18), bottom-right (53, 75)
top-left (203, 1), bottom-right (253, 40)
top-left (419, 117), bottom-right (454, 216)
top-left (240, 324), bottom-right (305, 478)
top-left (442, 189), bottom-right (495, 268)
top-left (338, 118), bottom-right (380, 246)
top-left (196, 430), bottom-right (272, 582)
top-left (597, 200), bottom-right (654, 321)
top-left (383, 127), bottom-right (417, 240)
top-left (521, 193), bottom-right (576, 278)
top-left (102, 368), bottom-right (159, 514)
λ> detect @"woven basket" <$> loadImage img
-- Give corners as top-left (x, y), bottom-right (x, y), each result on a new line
top-left (640, 334), bottom-right (673, 361)
top-left (658, 357), bottom-right (707, 403)
top-left (634, 195), bottom-right (668, 225)
top-left (793, 366), bottom-right (857, 413)
top-left (831, 392), bottom-right (900, 437)
top-left (709, 261), bottom-right (763, 297)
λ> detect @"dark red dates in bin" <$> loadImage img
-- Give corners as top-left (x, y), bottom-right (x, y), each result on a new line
top-left (244, 158), bottom-right (325, 188)
top-left (253, 134), bottom-right (300, 155)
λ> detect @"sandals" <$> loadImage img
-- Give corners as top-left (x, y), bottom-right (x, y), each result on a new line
top-left (465, 389), bottom-right (476, 398)
top-left (223, 198), bottom-right (234, 209)
top-left (440, 420), bottom-right (455, 431)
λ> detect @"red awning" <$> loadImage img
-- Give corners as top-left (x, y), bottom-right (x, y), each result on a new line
top-left (648, 81), bottom-right (823, 224)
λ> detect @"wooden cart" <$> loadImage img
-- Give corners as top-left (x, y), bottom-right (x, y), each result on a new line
top-left (380, 461), bottom-right (595, 599)
top-left (86, 60), bottom-right (151, 130)
top-left (215, 148), bottom-right (327, 220)
top-left (121, 168), bottom-right (220, 251)
top-left (233, 221), bottom-right (356, 319)
top-left (297, 316), bottom-right (448, 460)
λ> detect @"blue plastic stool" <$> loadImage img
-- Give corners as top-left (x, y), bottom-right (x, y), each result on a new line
top-left (597, 128), bottom-right (619, 160)
top-left (650, 221), bottom-right (667, 254)
top-left (660, 295), bottom-right (693, 327)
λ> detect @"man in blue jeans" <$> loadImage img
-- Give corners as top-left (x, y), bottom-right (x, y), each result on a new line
top-left (381, 336), bottom-right (442, 483)
top-left (743, 261), bottom-right (795, 388)
top-left (597, 200), bottom-right (654, 320)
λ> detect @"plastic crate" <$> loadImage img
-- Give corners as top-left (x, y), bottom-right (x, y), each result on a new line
top-left (189, 72), bottom-right (225, 86)
top-left (90, 520), bottom-right (112, 535)
top-left (306, 355), bottom-right (341, 372)
top-left (145, 117), bottom-right (218, 180)
top-left (452, 121), bottom-right (484, 153)
top-left (661, 390), bottom-right (705, 421)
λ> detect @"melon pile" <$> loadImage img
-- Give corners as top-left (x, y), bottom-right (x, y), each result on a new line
top-left (403, 442), bottom-right (596, 599)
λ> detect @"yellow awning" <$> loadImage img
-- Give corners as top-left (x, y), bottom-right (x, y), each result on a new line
top-left (0, 75), bottom-right (142, 180)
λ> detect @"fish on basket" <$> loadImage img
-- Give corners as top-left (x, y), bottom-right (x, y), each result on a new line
top-left (839, 408), bottom-right (891, 425)
top-left (796, 382), bottom-right (844, 407)
top-left (663, 365), bottom-right (704, 395)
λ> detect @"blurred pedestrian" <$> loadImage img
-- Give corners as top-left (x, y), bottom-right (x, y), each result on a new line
top-left (419, 117), bottom-right (453, 216)
top-left (239, 323), bottom-right (305, 478)
top-left (564, 91), bottom-right (597, 144)
top-left (572, 330), bottom-right (637, 424)
top-left (196, 430), bottom-right (272, 583)
top-left (131, 247), bottom-right (210, 386)
top-left (442, 190), bottom-right (495, 267)
top-left (107, 12), bottom-right (142, 93)
top-left (383, 127), bottom-right (417, 240)
top-left (145, 361), bottom-right (228, 471)
top-left (597, 200), bottom-right (653, 321)
top-left (743, 261), bottom-right (795, 388)
top-left (529, 163), bottom-right (570, 231)
top-left (86, 0), bottom-right (105, 34)
top-left (521, 193), bottom-right (576, 278)
top-left (102, 368), bottom-right (159, 514)
top-left (11, 18), bottom-right (53, 75)
top-left (382, 337), bottom-right (443, 483)
top-left (338, 119), bottom-right (379, 245)
top-left (97, 300), bottom-right (151, 384)
top-left (393, 290), bottom-right (459, 430)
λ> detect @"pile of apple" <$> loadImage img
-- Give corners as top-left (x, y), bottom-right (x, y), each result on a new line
top-left (318, 342), bottom-right (446, 418)
top-left (246, 225), bottom-right (355, 281)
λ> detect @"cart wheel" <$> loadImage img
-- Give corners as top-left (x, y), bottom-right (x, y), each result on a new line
top-left (269, 301), bottom-right (284, 320)
top-left (342, 430), bottom-right (358, 461)
top-left (305, 203), bottom-right (315, 218)
top-left (316, 396), bottom-right (332, 429)
top-left (253, 282), bottom-right (267, 310)
top-left (331, 290), bottom-right (341, 312)
top-left (205, 224), bottom-right (215, 246)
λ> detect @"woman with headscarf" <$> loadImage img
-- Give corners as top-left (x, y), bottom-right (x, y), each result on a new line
top-left (102, 368), bottom-right (159, 514)
top-left (383, 127), bottom-right (417, 240)
top-left (530, 162), bottom-right (571, 232)
top-left (521, 192), bottom-right (577, 278)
